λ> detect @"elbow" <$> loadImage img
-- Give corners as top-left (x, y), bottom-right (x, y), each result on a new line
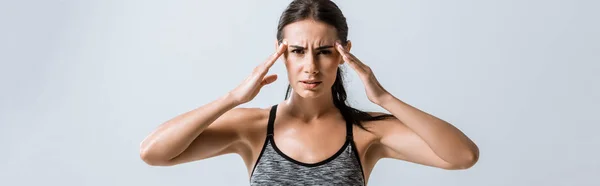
top-left (139, 144), bottom-right (174, 166)
top-left (447, 148), bottom-right (479, 170)
top-left (453, 153), bottom-right (479, 170)
top-left (438, 144), bottom-right (479, 170)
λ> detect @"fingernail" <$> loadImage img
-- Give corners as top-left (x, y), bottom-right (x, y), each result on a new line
top-left (282, 40), bottom-right (288, 45)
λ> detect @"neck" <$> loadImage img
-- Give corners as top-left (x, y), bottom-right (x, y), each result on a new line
top-left (282, 90), bottom-right (338, 122)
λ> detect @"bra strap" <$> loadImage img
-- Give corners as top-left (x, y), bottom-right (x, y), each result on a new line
top-left (267, 104), bottom-right (278, 136)
top-left (346, 118), bottom-right (353, 140)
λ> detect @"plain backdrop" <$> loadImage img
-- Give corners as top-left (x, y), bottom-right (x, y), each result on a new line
top-left (1, 0), bottom-right (599, 185)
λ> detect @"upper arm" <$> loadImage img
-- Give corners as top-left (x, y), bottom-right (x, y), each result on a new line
top-left (163, 108), bottom-right (262, 166)
top-left (368, 113), bottom-right (458, 170)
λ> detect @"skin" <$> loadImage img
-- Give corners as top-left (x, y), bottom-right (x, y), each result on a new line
top-left (139, 19), bottom-right (479, 185)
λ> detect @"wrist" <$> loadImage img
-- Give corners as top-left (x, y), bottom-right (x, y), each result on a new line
top-left (377, 93), bottom-right (395, 107)
top-left (222, 92), bottom-right (241, 108)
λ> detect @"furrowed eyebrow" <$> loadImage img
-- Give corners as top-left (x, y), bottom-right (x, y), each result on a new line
top-left (315, 45), bottom-right (333, 50)
top-left (290, 45), bottom-right (305, 50)
top-left (289, 45), bottom-right (333, 50)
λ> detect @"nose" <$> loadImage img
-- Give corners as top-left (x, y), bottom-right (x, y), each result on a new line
top-left (303, 56), bottom-right (319, 74)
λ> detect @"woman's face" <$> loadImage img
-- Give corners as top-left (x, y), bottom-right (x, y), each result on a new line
top-left (279, 19), bottom-right (351, 98)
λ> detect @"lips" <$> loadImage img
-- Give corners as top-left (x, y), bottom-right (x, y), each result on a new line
top-left (300, 80), bottom-right (322, 89)
top-left (300, 80), bottom-right (322, 84)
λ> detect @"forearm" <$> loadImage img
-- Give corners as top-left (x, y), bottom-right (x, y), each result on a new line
top-left (139, 93), bottom-right (239, 161)
top-left (379, 95), bottom-right (479, 166)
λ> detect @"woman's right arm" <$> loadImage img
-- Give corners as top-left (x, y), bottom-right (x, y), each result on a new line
top-left (139, 40), bottom-right (287, 166)
top-left (139, 93), bottom-right (241, 166)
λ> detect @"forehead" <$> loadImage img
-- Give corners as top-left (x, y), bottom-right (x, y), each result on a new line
top-left (282, 19), bottom-right (338, 45)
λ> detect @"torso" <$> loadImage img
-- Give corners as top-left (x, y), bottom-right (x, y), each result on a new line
top-left (236, 104), bottom-right (384, 185)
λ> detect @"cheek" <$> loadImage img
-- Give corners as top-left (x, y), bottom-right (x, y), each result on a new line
top-left (283, 59), bottom-right (304, 73)
top-left (319, 56), bottom-right (340, 69)
top-left (320, 53), bottom-right (343, 64)
top-left (322, 58), bottom-right (341, 82)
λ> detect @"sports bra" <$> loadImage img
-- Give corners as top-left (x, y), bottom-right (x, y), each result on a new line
top-left (249, 104), bottom-right (366, 185)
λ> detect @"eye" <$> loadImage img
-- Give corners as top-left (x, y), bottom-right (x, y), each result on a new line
top-left (291, 49), bottom-right (305, 54)
top-left (317, 50), bottom-right (332, 55)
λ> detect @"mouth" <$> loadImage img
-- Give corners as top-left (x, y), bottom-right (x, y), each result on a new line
top-left (300, 80), bottom-right (322, 89)
top-left (300, 80), bottom-right (322, 84)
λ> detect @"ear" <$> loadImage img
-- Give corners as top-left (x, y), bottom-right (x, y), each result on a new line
top-left (346, 40), bottom-right (352, 52)
top-left (275, 39), bottom-right (280, 51)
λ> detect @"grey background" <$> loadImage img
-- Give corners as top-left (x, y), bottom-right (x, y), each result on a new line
top-left (1, 0), bottom-right (598, 185)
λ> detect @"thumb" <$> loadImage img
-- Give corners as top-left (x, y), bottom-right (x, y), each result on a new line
top-left (261, 74), bottom-right (278, 86)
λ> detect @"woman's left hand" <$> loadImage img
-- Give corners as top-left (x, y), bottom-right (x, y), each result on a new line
top-left (335, 41), bottom-right (392, 105)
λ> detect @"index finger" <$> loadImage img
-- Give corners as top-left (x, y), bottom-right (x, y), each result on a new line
top-left (264, 40), bottom-right (288, 69)
top-left (335, 41), bottom-right (349, 57)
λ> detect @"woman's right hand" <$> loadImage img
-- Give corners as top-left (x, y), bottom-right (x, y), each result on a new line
top-left (228, 41), bottom-right (287, 105)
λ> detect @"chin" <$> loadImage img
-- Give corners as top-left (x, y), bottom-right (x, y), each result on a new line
top-left (292, 85), bottom-right (328, 99)
top-left (296, 91), bottom-right (323, 98)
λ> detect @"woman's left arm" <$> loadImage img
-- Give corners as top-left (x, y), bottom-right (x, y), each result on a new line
top-left (375, 95), bottom-right (479, 169)
top-left (335, 41), bottom-right (479, 169)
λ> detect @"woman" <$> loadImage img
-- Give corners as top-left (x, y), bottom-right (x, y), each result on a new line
top-left (139, 0), bottom-right (479, 185)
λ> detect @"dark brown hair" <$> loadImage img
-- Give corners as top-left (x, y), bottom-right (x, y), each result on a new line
top-left (277, 0), bottom-right (395, 131)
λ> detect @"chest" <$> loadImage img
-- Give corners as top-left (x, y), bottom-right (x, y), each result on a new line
top-left (250, 138), bottom-right (365, 186)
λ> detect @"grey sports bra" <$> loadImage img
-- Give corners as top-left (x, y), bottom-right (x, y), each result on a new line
top-left (249, 104), bottom-right (366, 185)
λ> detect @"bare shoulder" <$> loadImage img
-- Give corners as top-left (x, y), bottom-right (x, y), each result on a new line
top-left (364, 111), bottom-right (430, 161)
top-left (227, 106), bottom-right (272, 138)
top-left (347, 112), bottom-right (399, 145)
top-left (221, 106), bottom-right (273, 168)
top-left (356, 112), bottom-right (411, 154)
top-left (359, 112), bottom-right (407, 137)
top-left (348, 111), bottom-right (407, 175)
top-left (221, 107), bottom-right (268, 124)
top-left (217, 106), bottom-right (271, 136)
